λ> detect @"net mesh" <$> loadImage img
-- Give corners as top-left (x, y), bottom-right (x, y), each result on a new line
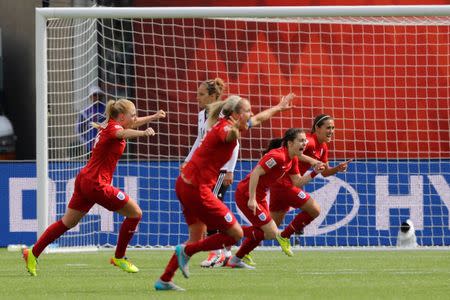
top-left (44, 15), bottom-right (450, 249)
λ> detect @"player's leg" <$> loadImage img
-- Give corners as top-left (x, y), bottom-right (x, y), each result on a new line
top-left (23, 208), bottom-right (86, 276)
top-left (270, 210), bottom-right (288, 227)
top-left (217, 183), bottom-right (233, 264)
top-left (111, 197), bottom-right (142, 273)
top-left (240, 211), bottom-right (287, 266)
top-left (176, 222), bottom-right (241, 278)
top-left (201, 171), bottom-right (229, 268)
top-left (156, 222), bottom-right (205, 291)
top-left (23, 177), bottom-right (89, 276)
top-left (280, 197), bottom-right (320, 239)
top-left (228, 197), bottom-right (272, 268)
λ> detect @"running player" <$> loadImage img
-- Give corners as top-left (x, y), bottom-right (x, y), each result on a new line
top-left (270, 114), bottom-right (352, 245)
top-left (154, 93), bottom-right (295, 291)
top-left (23, 99), bottom-right (165, 276)
top-left (227, 128), bottom-right (324, 267)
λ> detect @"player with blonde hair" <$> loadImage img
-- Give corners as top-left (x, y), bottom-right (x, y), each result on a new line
top-left (23, 99), bottom-right (166, 276)
top-left (155, 93), bottom-right (295, 291)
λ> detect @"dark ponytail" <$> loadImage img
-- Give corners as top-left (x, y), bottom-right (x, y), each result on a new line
top-left (263, 128), bottom-right (304, 155)
top-left (263, 138), bottom-right (283, 155)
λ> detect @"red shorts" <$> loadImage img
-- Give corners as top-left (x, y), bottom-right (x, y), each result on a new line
top-left (235, 185), bottom-right (272, 227)
top-left (68, 174), bottom-right (129, 212)
top-left (269, 184), bottom-right (310, 212)
top-left (175, 176), bottom-right (236, 231)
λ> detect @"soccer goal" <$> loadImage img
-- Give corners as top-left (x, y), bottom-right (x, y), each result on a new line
top-left (36, 6), bottom-right (450, 251)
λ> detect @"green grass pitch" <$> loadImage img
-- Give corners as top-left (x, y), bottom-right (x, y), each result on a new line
top-left (1, 248), bottom-right (449, 299)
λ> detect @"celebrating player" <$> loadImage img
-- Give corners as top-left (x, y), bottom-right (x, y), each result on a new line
top-left (22, 99), bottom-right (166, 276)
top-left (227, 128), bottom-right (324, 267)
top-left (269, 114), bottom-right (353, 246)
top-left (183, 78), bottom-right (237, 267)
top-left (154, 93), bottom-right (295, 291)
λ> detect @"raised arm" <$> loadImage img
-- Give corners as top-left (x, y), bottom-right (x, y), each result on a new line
top-left (131, 110), bottom-right (166, 129)
top-left (249, 93), bottom-right (295, 127)
top-left (320, 159), bottom-right (353, 177)
top-left (116, 127), bottom-right (155, 140)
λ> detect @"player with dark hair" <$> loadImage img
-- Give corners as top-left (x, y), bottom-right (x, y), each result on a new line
top-left (269, 114), bottom-right (352, 245)
top-left (227, 128), bottom-right (324, 267)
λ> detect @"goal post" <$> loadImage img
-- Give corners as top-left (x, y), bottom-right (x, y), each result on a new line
top-left (36, 6), bottom-right (450, 251)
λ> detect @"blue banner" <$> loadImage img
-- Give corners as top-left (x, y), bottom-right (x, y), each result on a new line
top-left (1, 161), bottom-right (449, 247)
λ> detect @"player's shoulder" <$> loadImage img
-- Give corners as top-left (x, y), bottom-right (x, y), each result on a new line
top-left (265, 147), bottom-right (285, 161)
top-left (306, 132), bottom-right (316, 143)
top-left (106, 120), bottom-right (123, 130)
top-left (213, 118), bottom-right (230, 130)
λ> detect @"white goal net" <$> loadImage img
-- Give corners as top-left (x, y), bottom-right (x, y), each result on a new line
top-left (36, 7), bottom-right (450, 250)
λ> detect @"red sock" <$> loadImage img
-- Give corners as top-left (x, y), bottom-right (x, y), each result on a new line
top-left (242, 226), bottom-right (265, 240)
top-left (236, 226), bottom-right (265, 258)
top-left (184, 233), bottom-right (236, 257)
top-left (281, 212), bottom-right (314, 238)
top-left (160, 253), bottom-right (178, 282)
top-left (115, 217), bottom-right (141, 258)
top-left (32, 220), bottom-right (69, 257)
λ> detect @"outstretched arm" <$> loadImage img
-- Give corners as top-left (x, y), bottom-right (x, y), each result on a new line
top-left (116, 127), bottom-right (155, 139)
top-left (249, 93), bottom-right (295, 127)
top-left (298, 153), bottom-right (320, 167)
top-left (290, 162), bottom-right (325, 187)
top-left (131, 110), bottom-right (166, 128)
top-left (321, 159), bottom-right (353, 177)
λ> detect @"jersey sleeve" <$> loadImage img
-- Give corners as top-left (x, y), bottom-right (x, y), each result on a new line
top-left (258, 151), bottom-right (282, 173)
top-left (220, 142), bottom-right (239, 172)
top-left (106, 124), bottom-right (124, 139)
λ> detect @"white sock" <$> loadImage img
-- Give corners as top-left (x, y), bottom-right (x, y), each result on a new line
top-left (224, 249), bottom-right (232, 257)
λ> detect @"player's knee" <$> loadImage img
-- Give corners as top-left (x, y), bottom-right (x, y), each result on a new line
top-left (128, 201), bottom-right (142, 219)
top-left (135, 206), bottom-right (143, 219)
top-left (310, 203), bottom-right (320, 219)
top-left (229, 226), bottom-right (243, 241)
top-left (62, 218), bottom-right (79, 229)
top-left (264, 228), bottom-right (277, 240)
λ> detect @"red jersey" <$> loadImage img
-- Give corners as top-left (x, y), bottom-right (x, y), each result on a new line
top-left (237, 147), bottom-right (299, 200)
top-left (182, 118), bottom-right (237, 189)
top-left (79, 119), bottom-right (126, 184)
top-left (298, 132), bottom-right (329, 175)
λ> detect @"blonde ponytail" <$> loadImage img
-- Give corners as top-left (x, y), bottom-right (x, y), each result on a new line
top-left (207, 95), bottom-right (245, 128)
top-left (91, 98), bottom-right (134, 129)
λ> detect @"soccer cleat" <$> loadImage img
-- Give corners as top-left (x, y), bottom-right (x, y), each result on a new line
top-left (242, 253), bottom-right (256, 266)
top-left (225, 256), bottom-right (255, 269)
top-left (200, 251), bottom-right (221, 268)
top-left (110, 257), bottom-right (139, 273)
top-left (22, 247), bottom-right (37, 276)
top-left (213, 252), bottom-right (227, 267)
top-left (276, 233), bottom-right (294, 257)
top-left (175, 244), bottom-right (190, 278)
top-left (154, 279), bottom-right (185, 291)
